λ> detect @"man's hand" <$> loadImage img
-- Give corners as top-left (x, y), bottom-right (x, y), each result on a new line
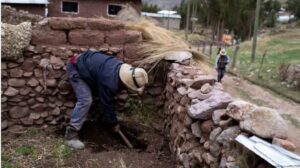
top-left (113, 124), bottom-right (120, 133)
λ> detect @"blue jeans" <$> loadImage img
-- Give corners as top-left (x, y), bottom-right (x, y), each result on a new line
top-left (66, 61), bottom-right (92, 131)
top-left (217, 68), bottom-right (226, 82)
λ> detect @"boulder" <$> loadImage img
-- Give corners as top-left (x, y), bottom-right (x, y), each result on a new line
top-left (9, 106), bottom-right (30, 119)
top-left (240, 107), bottom-right (288, 139)
top-left (209, 127), bottom-right (222, 141)
top-left (272, 138), bottom-right (296, 151)
top-left (27, 78), bottom-right (39, 87)
top-left (226, 100), bottom-right (256, 120)
top-left (1, 22), bottom-right (32, 61)
top-left (10, 68), bottom-right (23, 78)
top-left (164, 51), bottom-right (192, 62)
top-left (216, 126), bottom-right (240, 146)
top-left (200, 83), bottom-right (212, 94)
top-left (200, 120), bottom-right (214, 134)
top-left (202, 153), bottom-right (216, 165)
top-left (188, 90), bottom-right (233, 119)
top-left (188, 89), bottom-right (211, 100)
top-left (50, 56), bottom-right (64, 70)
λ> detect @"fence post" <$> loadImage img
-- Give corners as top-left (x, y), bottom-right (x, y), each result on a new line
top-left (231, 45), bottom-right (240, 69)
top-left (258, 50), bottom-right (268, 78)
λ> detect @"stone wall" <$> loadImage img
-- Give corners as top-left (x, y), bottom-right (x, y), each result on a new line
top-left (1, 17), bottom-right (165, 130)
top-left (164, 63), bottom-right (293, 167)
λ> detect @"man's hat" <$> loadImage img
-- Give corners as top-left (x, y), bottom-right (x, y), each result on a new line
top-left (119, 64), bottom-right (148, 93)
top-left (220, 49), bottom-right (227, 55)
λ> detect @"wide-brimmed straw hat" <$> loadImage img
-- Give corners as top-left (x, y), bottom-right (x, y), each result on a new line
top-left (220, 49), bottom-right (227, 55)
top-left (119, 64), bottom-right (148, 92)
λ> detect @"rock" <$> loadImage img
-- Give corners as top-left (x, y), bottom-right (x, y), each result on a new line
top-left (190, 75), bottom-right (216, 89)
top-left (34, 118), bottom-right (44, 125)
top-left (200, 83), bottom-right (212, 94)
top-left (200, 120), bottom-right (214, 134)
top-left (192, 150), bottom-right (203, 164)
top-left (219, 118), bottom-right (233, 128)
top-left (49, 17), bottom-right (86, 29)
top-left (177, 87), bottom-right (187, 95)
top-left (4, 87), bottom-right (19, 96)
top-left (2, 120), bottom-right (8, 130)
top-left (184, 115), bottom-right (193, 127)
top-left (209, 127), bottom-right (222, 141)
top-left (188, 89), bottom-right (211, 100)
top-left (27, 78), bottom-right (39, 87)
top-left (20, 87), bottom-right (32, 95)
top-left (2, 97), bottom-right (7, 103)
top-left (1, 22), bottom-right (32, 61)
top-left (226, 100), bottom-right (256, 121)
top-left (213, 82), bottom-right (224, 91)
top-left (46, 79), bottom-right (57, 87)
top-left (2, 62), bottom-right (7, 70)
top-left (50, 56), bottom-right (65, 70)
top-left (180, 153), bottom-right (190, 168)
top-left (8, 79), bottom-right (26, 87)
top-left (272, 138), bottom-right (296, 151)
top-left (69, 30), bottom-right (104, 46)
top-left (9, 68), bottom-right (23, 78)
top-left (117, 93), bottom-right (128, 102)
top-left (30, 103), bottom-right (47, 112)
top-left (209, 142), bottom-right (221, 157)
top-left (64, 101), bottom-right (74, 108)
top-left (40, 111), bottom-right (49, 118)
top-left (18, 102), bottom-right (27, 106)
top-left (55, 101), bottom-right (63, 107)
top-left (29, 113), bottom-right (41, 120)
top-left (8, 62), bottom-right (19, 68)
top-left (180, 96), bottom-right (190, 106)
top-left (204, 141), bottom-right (210, 150)
top-left (36, 97), bottom-right (45, 103)
top-left (20, 118), bottom-right (34, 126)
top-left (23, 72), bottom-right (33, 77)
top-left (216, 126), bottom-right (240, 146)
top-left (164, 51), bottom-right (192, 62)
top-left (227, 156), bottom-right (235, 162)
top-left (35, 86), bottom-right (43, 92)
top-left (21, 59), bottom-right (36, 71)
top-left (240, 106), bottom-right (288, 139)
top-left (212, 109), bottom-right (227, 125)
top-left (188, 90), bottom-right (233, 119)
top-left (202, 153), bottom-right (216, 165)
top-left (191, 121), bottom-right (202, 138)
top-left (9, 106), bottom-right (30, 119)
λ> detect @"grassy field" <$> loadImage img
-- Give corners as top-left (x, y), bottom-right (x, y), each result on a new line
top-left (210, 28), bottom-right (300, 102)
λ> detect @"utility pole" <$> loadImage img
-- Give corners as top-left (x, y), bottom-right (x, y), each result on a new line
top-left (185, 0), bottom-right (191, 41)
top-left (251, 0), bottom-right (261, 63)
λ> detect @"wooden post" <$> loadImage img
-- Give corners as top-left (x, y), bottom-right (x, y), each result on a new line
top-left (251, 0), bottom-right (261, 63)
top-left (231, 45), bottom-right (240, 69)
top-left (258, 50), bottom-right (268, 78)
top-left (185, 0), bottom-right (191, 41)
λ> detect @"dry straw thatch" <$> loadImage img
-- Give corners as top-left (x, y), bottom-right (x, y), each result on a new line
top-left (126, 19), bottom-right (209, 71)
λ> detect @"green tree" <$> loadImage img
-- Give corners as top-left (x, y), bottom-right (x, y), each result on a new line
top-left (287, 0), bottom-right (300, 19)
top-left (142, 2), bottom-right (161, 13)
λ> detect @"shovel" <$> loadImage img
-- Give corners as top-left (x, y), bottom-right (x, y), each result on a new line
top-left (118, 129), bottom-right (133, 149)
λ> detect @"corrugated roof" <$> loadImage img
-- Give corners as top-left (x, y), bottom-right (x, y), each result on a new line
top-left (236, 135), bottom-right (300, 167)
top-left (142, 12), bottom-right (181, 19)
top-left (1, 0), bottom-right (48, 4)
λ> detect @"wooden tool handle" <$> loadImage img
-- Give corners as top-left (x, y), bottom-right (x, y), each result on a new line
top-left (118, 130), bottom-right (133, 149)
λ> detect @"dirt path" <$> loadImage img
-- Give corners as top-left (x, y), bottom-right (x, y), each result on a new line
top-left (219, 73), bottom-right (300, 153)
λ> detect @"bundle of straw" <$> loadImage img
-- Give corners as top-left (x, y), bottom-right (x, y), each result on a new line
top-left (126, 19), bottom-right (209, 71)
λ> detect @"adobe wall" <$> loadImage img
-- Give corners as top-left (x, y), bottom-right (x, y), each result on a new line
top-left (2, 17), bottom-right (165, 130)
top-left (47, 0), bottom-right (141, 18)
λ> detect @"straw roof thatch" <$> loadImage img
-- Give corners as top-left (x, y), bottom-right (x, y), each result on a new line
top-left (125, 19), bottom-right (209, 71)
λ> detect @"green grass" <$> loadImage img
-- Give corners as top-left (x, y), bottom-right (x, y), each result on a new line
top-left (2, 155), bottom-right (17, 168)
top-left (234, 87), bottom-right (270, 106)
top-left (53, 141), bottom-right (73, 159)
top-left (15, 145), bottom-right (37, 159)
top-left (281, 114), bottom-right (300, 129)
top-left (210, 29), bottom-right (300, 102)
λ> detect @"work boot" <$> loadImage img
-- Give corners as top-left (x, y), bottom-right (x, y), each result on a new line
top-left (65, 126), bottom-right (85, 149)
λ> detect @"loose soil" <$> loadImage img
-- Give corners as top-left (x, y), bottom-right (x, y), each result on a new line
top-left (220, 72), bottom-right (300, 154)
top-left (2, 119), bottom-right (175, 168)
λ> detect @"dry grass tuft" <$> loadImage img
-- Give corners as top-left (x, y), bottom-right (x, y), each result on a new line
top-left (126, 19), bottom-right (210, 71)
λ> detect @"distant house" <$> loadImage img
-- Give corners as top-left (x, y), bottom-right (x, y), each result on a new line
top-left (1, 0), bottom-right (142, 17)
top-left (142, 10), bottom-right (181, 29)
top-left (1, 0), bottom-right (49, 16)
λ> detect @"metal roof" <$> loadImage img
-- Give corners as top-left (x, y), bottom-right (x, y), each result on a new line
top-left (236, 135), bottom-right (300, 167)
top-left (1, 0), bottom-right (48, 4)
top-left (142, 12), bottom-right (181, 19)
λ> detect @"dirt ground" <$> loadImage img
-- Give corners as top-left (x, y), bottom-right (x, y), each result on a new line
top-left (2, 119), bottom-right (175, 168)
top-left (219, 72), bottom-right (300, 154)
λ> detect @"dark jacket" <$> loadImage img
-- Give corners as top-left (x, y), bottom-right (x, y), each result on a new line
top-left (76, 51), bottom-right (123, 125)
top-left (215, 54), bottom-right (230, 69)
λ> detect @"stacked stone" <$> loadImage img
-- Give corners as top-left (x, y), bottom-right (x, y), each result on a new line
top-left (165, 63), bottom-right (292, 168)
